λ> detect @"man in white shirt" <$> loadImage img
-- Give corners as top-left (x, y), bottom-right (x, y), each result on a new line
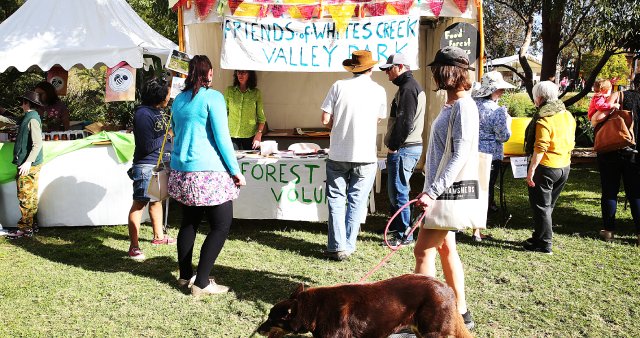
top-left (320, 50), bottom-right (387, 260)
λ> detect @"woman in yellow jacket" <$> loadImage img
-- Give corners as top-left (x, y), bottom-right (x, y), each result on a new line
top-left (523, 81), bottom-right (576, 254)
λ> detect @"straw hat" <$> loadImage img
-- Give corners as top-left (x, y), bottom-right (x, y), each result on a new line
top-left (342, 50), bottom-right (379, 73)
top-left (472, 71), bottom-right (515, 98)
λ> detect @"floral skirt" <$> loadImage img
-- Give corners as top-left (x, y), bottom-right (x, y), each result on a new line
top-left (168, 170), bottom-right (239, 206)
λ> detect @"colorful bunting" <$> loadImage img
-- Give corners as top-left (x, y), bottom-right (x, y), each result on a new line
top-left (387, 0), bottom-right (413, 15)
top-left (235, 3), bottom-right (263, 16)
top-left (298, 4), bottom-right (320, 19)
top-left (328, 4), bottom-right (357, 35)
top-left (453, 0), bottom-right (468, 13)
top-left (270, 4), bottom-right (289, 17)
top-left (194, 0), bottom-right (215, 19)
top-left (365, 2), bottom-right (387, 16)
top-left (227, 0), bottom-right (241, 15)
top-left (428, 0), bottom-right (444, 17)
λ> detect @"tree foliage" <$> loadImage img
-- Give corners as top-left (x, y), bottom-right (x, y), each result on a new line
top-left (581, 52), bottom-right (630, 86)
top-left (487, 0), bottom-right (640, 107)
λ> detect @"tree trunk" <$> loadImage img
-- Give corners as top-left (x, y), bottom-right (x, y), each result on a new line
top-left (540, 0), bottom-right (567, 81)
top-left (518, 8), bottom-right (536, 100)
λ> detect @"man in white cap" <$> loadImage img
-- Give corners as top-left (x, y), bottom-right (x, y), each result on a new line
top-left (320, 50), bottom-right (387, 260)
top-left (379, 53), bottom-right (425, 246)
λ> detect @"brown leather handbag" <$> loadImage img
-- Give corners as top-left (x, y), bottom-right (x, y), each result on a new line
top-left (593, 91), bottom-right (635, 153)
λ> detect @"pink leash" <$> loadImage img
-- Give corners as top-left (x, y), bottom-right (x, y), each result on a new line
top-left (358, 199), bottom-right (426, 283)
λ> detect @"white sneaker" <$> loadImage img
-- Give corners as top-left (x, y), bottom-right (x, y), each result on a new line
top-left (177, 275), bottom-right (218, 289)
top-left (191, 282), bottom-right (230, 296)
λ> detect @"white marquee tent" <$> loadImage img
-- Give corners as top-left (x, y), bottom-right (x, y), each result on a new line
top-left (0, 0), bottom-right (178, 72)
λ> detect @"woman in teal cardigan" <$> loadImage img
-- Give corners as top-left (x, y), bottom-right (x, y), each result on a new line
top-left (169, 55), bottom-right (246, 297)
top-left (224, 70), bottom-right (267, 150)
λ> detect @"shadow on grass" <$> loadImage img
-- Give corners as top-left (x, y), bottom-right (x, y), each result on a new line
top-left (6, 226), bottom-right (319, 305)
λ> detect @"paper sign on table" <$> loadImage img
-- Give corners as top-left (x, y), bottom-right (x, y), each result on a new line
top-left (510, 156), bottom-right (529, 178)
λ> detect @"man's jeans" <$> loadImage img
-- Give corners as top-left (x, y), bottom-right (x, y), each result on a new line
top-left (387, 146), bottom-right (422, 241)
top-left (326, 160), bottom-right (377, 253)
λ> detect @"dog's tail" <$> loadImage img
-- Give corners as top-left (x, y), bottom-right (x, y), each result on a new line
top-left (453, 313), bottom-right (474, 338)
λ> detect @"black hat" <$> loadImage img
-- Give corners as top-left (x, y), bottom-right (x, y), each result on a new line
top-left (18, 91), bottom-right (43, 107)
top-left (427, 46), bottom-right (475, 71)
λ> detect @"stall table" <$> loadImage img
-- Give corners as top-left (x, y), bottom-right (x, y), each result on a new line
top-left (0, 132), bottom-right (147, 228)
top-left (235, 155), bottom-right (328, 222)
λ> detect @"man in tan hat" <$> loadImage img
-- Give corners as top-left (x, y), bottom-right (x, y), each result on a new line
top-left (8, 91), bottom-right (44, 239)
top-left (320, 50), bottom-right (387, 260)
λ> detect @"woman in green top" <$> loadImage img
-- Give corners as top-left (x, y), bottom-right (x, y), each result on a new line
top-left (224, 70), bottom-right (267, 150)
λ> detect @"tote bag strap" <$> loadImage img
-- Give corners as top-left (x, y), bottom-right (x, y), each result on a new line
top-left (155, 112), bottom-right (172, 169)
top-left (434, 103), bottom-right (457, 178)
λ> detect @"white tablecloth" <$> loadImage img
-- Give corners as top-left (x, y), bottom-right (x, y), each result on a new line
top-left (0, 145), bottom-right (147, 228)
top-left (234, 156), bottom-right (328, 222)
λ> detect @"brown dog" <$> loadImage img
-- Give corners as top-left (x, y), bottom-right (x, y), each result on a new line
top-left (257, 274), bottom-right (472, 338)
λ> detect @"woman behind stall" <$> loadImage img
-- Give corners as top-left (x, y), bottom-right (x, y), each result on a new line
top-left (34, 81), bottom-right (70, 131)
top-left (414, 46), bottom-right (478, 330)
top-left (594, 75), bottom-right (640, 244)
top-left (170, 55), bottom-right (246, 296)
top-left (224, 70), bottom-right (267, 150)
top-left (471, 71), bottom-right (513, 242)
top-left (126, 78), bottom-right (176, 261)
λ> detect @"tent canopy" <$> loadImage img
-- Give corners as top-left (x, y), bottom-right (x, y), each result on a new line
top-left (0, 0), bottom-right (178, 72)
top-left (491, 54), bottom-right (542, 73)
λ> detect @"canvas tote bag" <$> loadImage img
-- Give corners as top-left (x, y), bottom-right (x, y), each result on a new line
top-left (147, 113), bottom-right (171, 202)
top-left (593, 91), bottom-right (635, 153)
top-left (423, 104), bottom-right (492, 231)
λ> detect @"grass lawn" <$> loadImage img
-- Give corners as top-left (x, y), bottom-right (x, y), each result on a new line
top-left (1, 165), bottom-right (639, 337)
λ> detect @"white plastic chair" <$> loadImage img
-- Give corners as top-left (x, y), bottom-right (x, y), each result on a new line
top-left (288, 143), bottom-right (321, 153)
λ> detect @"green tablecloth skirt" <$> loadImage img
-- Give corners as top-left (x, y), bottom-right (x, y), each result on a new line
top-left (0, 131), bottom-right (135, 185)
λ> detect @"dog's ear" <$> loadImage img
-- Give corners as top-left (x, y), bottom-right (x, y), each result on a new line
top-left (289, 283), bottom-right (305, 299)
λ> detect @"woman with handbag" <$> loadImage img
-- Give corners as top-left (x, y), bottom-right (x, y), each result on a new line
top-left (595, 75), bottom-right (640, 244)
top-left (523, 81), bottom-right (576, 254)
top-left (414, 46), bottom-right (478, 330)
top-left (127, 78), bottom-right (176, 261)
top-left (170, 55), bottom-right (246, 296)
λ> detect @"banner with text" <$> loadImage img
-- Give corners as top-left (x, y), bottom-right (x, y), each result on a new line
top-left (234, 158), bottom-right (329, 221)
top-left (221, 15), bottom-right (420, 72)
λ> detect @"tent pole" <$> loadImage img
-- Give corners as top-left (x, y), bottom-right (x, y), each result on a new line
top-left (476, 0), bottom-right (485, 80)
top-left (178, 6), bottom-right (185, 52)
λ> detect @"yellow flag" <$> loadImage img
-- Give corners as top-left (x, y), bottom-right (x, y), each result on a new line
top-left (386, 3), bottom-right (398, 15)
top-left (235, 3), bottom-right (263, 17)
top-left (328, 4), bottom-right (356, 35)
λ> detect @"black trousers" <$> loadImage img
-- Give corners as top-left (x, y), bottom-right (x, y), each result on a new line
top-left (527, 165), bottom-right (570, 249)
top-left (597, 152), bottom-right (640, 233)
top-left (177, 201), bottom-right (233, 288)
top-left (232, 137), bottom-right (254, 150)
top-left (488, 159), bottom-right (501, 207)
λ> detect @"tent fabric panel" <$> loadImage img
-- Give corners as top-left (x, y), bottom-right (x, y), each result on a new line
top-left (0, 0), bottom-right (177, 72)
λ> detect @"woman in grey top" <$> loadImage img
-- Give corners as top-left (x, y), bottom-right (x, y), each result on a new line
top-left (414, 46), bottom-right (477, 330)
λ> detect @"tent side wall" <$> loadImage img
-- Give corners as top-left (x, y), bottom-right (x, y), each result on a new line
top-left (183, 17), bottom-right (478, 152)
